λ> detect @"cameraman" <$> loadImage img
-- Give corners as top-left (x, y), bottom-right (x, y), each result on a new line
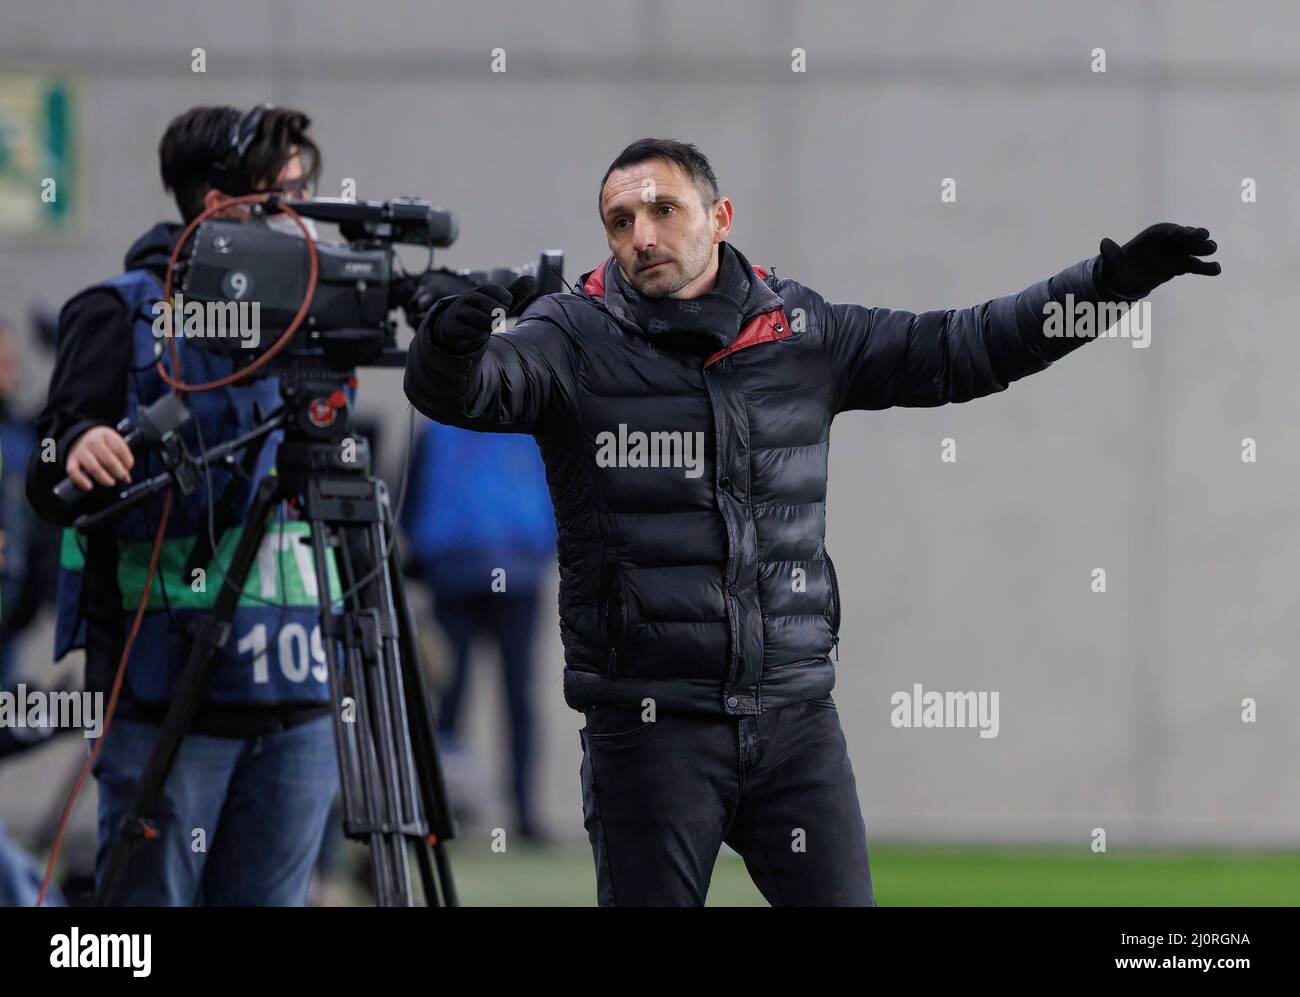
top-left (26, 105), bottom-right (338, 906)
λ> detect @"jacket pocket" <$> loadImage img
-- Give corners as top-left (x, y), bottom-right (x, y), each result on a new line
top-left (599, 561), bottom-right (629, 675)
top-left (823, 546), bottom-right (841, 657)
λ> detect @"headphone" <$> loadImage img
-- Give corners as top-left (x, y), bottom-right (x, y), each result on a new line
top-left (207, 103), bottom-right (273, 196)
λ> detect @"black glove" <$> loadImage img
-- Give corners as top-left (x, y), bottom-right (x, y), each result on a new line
top-left (399, 268), bottom-right (479, 329)
top-left (1098, 223), bottom-right (1220, 299)
top-left (427, 275), bottom-right (538, 355)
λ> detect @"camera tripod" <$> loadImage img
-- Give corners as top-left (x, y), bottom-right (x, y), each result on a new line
top-left (87, 360), bottom-right (457, 907)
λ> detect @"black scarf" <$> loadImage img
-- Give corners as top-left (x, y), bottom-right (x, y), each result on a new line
top-left (606, 242), bottom-right (752, 357)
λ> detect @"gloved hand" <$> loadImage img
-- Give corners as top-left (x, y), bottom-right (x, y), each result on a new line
top-left (1098, 223), bottom-right (1220, 299)
top-left (425, 275), bottom-right (538, 355)
top-left (399, 268), bottom-right (479, 330)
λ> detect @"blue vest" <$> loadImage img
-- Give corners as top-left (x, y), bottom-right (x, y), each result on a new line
top-left (54, 269), bottom-right (335, 705)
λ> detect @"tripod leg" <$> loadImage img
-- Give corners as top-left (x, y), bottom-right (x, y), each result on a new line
top-left (308, 517), bottom-right (412, 906)
top-left (94, 475), bottom-right (282, 906)
top-left (302, 474), bottom-right (459, 907)
top-left (335, 519), bottom-right (424, 903)
top-left (384, 501), bottom-right (458, 907)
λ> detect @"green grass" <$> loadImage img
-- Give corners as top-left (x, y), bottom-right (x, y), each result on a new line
top-left (414, 840), bottom-right (1300, 906)
top-left (872, 846), bottom-right (1300, 906)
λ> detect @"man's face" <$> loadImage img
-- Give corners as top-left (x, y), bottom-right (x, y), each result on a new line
top-left (600, 158), bottom-right (731, 298)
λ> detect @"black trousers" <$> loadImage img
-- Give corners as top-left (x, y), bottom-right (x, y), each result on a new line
top-left (578, 694), bottom-right (876, 906)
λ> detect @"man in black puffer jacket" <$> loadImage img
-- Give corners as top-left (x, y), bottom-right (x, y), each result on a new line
top-left (404, 138), bottom-right (1219, 906)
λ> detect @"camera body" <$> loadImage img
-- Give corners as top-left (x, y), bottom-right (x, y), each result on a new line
top-left (177, 196), bottom-right (562, 370)
top-left (182, 218), bottom-right (393, 341)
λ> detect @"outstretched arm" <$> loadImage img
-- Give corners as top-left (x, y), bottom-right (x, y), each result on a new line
top-left (825, 223), bottom-right (1219, 412)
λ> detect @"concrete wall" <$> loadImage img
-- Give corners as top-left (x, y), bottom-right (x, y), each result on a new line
top-left (2, 0), bottom-right (1297, 848)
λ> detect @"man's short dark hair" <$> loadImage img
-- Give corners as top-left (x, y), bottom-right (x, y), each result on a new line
top-left (158, 105), bottom-right (322, 222)
top-left (599, 138), bottom-right (720, 216)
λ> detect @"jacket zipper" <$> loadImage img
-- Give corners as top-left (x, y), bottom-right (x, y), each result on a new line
top-left (825, 547), bottom-right (841, 661)
top-left (609, 590), bottom-right (626, 675)
top-left (605, 564), bottom-right (626, 676)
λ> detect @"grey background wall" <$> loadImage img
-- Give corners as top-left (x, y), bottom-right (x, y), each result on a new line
top-left (2, 0), bottom-right (1297, 848)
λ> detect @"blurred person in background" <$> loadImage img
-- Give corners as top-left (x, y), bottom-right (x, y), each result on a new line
top-left (0, 320), bottom-right (59, 681)
top-left (403, 417), bottom-right (556, 842)
top-left (0, 430), bottom-right (44, 908)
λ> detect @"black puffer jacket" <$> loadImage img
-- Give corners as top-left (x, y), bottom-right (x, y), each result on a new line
top-left (405, 242), bottom-right (1110, 716)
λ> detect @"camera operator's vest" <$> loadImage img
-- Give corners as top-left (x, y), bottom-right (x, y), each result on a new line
top-left (53, 269), bottom-right (335, 706)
